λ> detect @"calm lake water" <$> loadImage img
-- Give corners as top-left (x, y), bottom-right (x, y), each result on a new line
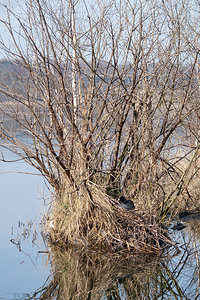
top-left (0, 149), bottom-right (200, 299)
top-left (0, 149), bottom-right (50, 299)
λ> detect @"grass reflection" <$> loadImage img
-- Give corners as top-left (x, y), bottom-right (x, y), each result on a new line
top-left (26, 239), bottom-right (199, 300)
top-left (7, 217), bottom-right (200, 299)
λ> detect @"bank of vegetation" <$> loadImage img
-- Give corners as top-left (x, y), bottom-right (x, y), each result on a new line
top-left (0, 0), bottom-right (200, 252)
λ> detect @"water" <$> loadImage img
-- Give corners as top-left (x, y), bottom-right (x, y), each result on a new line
top-left (0, 149), bottom-right (200, 299)
top-left (0, 150), bottom-right (50, 299)
top-left (26, 223), bottom-right (200, 299)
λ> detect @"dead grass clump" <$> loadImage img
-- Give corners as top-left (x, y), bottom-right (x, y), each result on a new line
top-left (46, 184), bottom-right (171, 253)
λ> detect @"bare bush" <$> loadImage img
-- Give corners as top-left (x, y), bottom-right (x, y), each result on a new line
top-left (0, 0), bottom-right (200, 249)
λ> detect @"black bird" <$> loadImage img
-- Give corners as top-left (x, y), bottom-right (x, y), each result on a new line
top-left (118, 196), bottom-right (135, 210)
top-left (172, 222), bottom-right (186, 231)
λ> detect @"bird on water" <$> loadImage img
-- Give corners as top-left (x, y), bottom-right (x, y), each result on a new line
top-left (118, 196), bottom-right (135, 210)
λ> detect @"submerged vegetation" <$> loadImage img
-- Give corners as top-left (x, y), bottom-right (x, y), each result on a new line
top-left (0, 0), bottom-right (200, 252)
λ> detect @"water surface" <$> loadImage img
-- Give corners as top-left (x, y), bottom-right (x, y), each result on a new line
top-left (0, 152), bottom-right (50, 299)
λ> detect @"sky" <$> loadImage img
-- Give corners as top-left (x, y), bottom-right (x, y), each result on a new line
top-left (0, 0), bottom-right (100, 60)
top-left (0, 0), bottom-right (27, 60)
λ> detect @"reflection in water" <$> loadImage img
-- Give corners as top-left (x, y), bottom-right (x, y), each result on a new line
top-left (28, 248), bottom-right (161, 299)
top-left (26, 219), bottom-right (200, 300)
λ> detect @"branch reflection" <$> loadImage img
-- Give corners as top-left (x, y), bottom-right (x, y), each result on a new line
top-left (28, 236), bottom-right (199, 300)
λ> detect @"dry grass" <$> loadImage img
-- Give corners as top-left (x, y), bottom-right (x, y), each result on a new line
top-left (161, 149), bottom-right (200, 218)
top-left (45, 183), bottom-right (172, 253)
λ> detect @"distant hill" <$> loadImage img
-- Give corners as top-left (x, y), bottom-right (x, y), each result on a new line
top-left (0, 60), bottom-right (24, 102)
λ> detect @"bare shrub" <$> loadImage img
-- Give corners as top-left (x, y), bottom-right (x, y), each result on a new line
top-left (0, 0), bottom-right (200, 249)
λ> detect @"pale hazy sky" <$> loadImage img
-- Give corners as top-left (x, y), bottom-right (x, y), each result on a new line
top-left (0, 0), bottom-right (26, 59)
top-left (0, 0), bottom-right (96, 60)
